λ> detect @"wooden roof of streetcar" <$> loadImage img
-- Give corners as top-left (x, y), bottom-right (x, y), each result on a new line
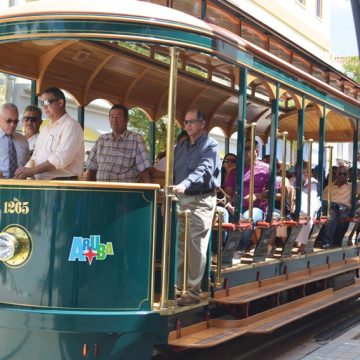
top-left (0, 0), bottom-right (359, 142)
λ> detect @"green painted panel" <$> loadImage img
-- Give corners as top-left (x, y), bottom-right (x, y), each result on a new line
top-left (0, 184), bottom-right (156, 311)
top-left (0, 308), bottom-right (167, 359)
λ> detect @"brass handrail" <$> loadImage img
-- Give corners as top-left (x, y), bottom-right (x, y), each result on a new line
top-left (181, 209), bottom-right (191, 295)
top-left (214, 207), bottom-right (224, 287)
top-left (277, 131), bottom-right (288, 221)
top-left (245, 123), bottom-right (257, 222)
top-left (325, 145), bottom-right (333, 218)
top-left (160, 47), bottom-right (179, 309)
top-left (304, 139), bottom-right (313, 219)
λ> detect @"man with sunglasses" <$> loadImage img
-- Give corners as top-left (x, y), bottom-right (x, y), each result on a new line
top-left (0, 103), bottom-right (29, 179)
top-left (173, 109), bottom-right (221, 306)
top-left (321, 164), bottom-right (360, 248)
top-left (22, 105), bottom-right (42, 156)
top-left (14, 87), bottom-right (84, 180)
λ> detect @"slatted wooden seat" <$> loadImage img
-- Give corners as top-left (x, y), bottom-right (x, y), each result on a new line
top-left (168, 320), bottom-right (248, 348)
top-left (168, 279), bottom-right (360, 349)
top-left (248, 280), bottom-right (360, 334)
top-left (213, 258), bottom-right (360, 316)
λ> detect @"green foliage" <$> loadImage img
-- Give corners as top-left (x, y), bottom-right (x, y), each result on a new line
top-left (128, 108), bottom-right (179, 157)
top-left (342, 56), bottom-right (360, 83)
top-left (118, 41), bottom-right (150, 57)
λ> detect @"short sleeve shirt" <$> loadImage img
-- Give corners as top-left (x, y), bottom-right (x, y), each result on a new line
top-left (86, 130), bottom-right (150, 182)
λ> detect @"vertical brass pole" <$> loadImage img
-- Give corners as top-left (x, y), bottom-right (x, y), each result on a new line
top-left (182, 209), bottom-right (191, 295)
top-left (150, 190), bottom-right (158, 309)
top-left (280, 132), bottom-right (288, 221)
top-left (216, 207), bottom-right (224, 287)
top-left (307, 139), bottom-right (313, 219)
top-left (160, 47), bottom-right (179, 309)
top-left (289, 140), bottom-right (293, 168)
top-left (327, 146), bottom-right (333, 218)
top-left (248, 123), bottom-right (257, 222)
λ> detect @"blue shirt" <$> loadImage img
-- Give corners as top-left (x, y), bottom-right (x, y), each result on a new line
top-left (174, 132), bottom-right (221, 194)
top-left (0, 129), bottom-right (29, 178)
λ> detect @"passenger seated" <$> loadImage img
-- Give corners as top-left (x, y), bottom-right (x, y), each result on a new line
top-left (320, 164), bottom-right (360, 248)
top-left (267, 161), bottom-right (293, 256)
top-left (295, 161), bottom-right (321, 253)
top-left (226, 140), bottom-right (269, 255)
top-left (212, 153), bottom-right (237, 256)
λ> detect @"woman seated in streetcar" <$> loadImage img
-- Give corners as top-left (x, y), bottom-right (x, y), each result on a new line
top-left (267, 161), bottom-right (294, 256)
top-left (212, 153), bottom-right (237, 257)
top-left (295, 161), bottom-right (321, 254)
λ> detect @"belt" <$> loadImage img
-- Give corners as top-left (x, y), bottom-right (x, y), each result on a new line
top-left (52, 176), bottom-right (79, 180)
top-left (185, 189), bottom-right (215, 196)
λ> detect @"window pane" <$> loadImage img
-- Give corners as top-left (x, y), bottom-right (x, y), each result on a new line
top-left (316, 0), bottom-right (322, 18)
top-left (173, 0), bottom-right (201, 17)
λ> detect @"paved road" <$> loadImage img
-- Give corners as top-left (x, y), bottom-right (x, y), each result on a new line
top-left (156, 297), bottom-right (360, 359)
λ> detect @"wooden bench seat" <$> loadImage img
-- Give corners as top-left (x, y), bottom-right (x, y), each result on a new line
top-left (248, 280), bottom-right (360, 334)
top-left (168, 279), bottom-right (360, 349)
top-left (214, 258), bottom-right (359, 307)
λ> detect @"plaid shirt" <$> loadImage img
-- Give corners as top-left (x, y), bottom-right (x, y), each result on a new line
top-left (86, 130), bottom-right (150, 182)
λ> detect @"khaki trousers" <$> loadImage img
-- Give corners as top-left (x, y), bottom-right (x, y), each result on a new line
top-left (176, 192), bottom-right (216, 299)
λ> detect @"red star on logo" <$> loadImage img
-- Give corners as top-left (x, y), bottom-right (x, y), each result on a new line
top-left (84, 247), bottom-right (97, 265)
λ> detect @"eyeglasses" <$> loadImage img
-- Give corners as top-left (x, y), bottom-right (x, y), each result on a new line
top-left (224, 159), bottom-right (236, 164)
top-left (39, 98), bottom-right (60, 107)
top-left (23, 116), bottom-right (39, 123)
top-left (337, 172), bottom-right (348, 176)
top-left (183, 119), bottom-right (202, 126)
top-left (5, 119), bottom-right (19, 125)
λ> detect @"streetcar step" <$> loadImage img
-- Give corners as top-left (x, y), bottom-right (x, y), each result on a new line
top-left (168, 280), bottom-right (360, 349)
top-left (213, 258), bottom-right (360, 306)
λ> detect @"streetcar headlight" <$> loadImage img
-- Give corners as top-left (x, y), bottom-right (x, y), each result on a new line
top-left (0, 233), bottom-right (18, 261)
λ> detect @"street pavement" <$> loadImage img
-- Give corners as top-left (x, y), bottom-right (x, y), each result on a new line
top-left (302, 323), bottom-right (360, 360)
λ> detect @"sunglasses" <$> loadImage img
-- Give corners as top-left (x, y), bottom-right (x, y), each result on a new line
top-left (23, 116), bottom-right (39, 123)
top-left (337, 172), bottom-right (348, 176)
top-left (39, 98), bottom-right (60, 107)
top-left (183, 119), bottom-right (202, 126)
top-left (245, 146), bottom-right (252, 151)
top-left (5, 119), bottom-right (19, 125)
top-left (224, 159), bottom-right (236, 163)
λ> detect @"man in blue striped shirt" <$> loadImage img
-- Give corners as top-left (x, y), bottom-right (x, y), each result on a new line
top-left (173, 109), bottom-right (221, 306)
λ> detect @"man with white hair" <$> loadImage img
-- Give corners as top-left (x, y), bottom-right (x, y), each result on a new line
top-left (0, 103), bottom-right (29, 178)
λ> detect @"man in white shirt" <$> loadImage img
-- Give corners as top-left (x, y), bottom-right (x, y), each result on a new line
top-left (22, 105), bottom-right (42, 156)
top-left (0, 103), bottom-right (29, 178)
top-left (14, 87), bottom-right (84, 180)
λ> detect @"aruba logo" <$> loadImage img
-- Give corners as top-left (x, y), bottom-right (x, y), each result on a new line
top-left (68, 235), bottom-right (114, 265)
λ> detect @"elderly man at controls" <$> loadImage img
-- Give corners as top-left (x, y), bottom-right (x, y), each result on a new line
top-left (22, 104), bottom-right (42, 156)
top-left (86, 104), bottom-right (150, 182)
top-left (173, 109), bottom-right (221, 306)
top-left (0, 103), bottom-right (29, 179)
top-left (14, 87), bottom-right (84, 180)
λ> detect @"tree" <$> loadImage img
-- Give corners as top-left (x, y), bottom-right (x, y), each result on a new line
top-left (342, 56), bottom-right (360, 83)
top-left (128, 107), bottom-right (180, 159)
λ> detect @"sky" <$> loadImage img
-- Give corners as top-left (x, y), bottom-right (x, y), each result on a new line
top-left (330, 0), bottom-right (358, 56)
